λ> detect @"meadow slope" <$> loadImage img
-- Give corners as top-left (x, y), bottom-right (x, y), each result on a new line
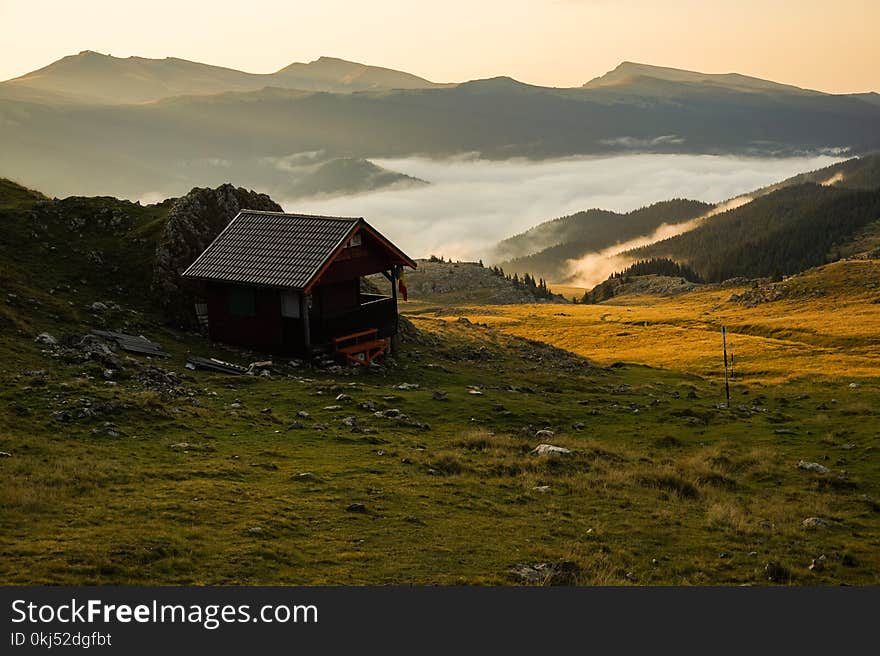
top-left (1, 182), bottom-right (878, 586)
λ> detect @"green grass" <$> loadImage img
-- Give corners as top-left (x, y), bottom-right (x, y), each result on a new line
top-left (1, 180), bottom-right (878, 585)
top-left (1, 318), bottom-right (878, 585)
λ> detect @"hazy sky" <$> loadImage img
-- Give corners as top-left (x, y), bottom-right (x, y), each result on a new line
top-left (3, 0), bottom-right (878, 93)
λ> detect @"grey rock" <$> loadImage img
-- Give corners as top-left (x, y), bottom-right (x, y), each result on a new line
top-left (249, 462), bottom-right (278, 470)
top-left (152, 184), bottom-right (282, 322)
top-left (511, 561), bottom-right (579, 585)
top-left (34, 332), bottom-right (57, 345)
top-left (809, 555), bottom-right (827, 572)
top-left (346, 503), bottom-right (367, 513)
top-left (535, 429), bottom-right (555, 439)
top-left (531, 443), bottom-right (571, 456)
top-left (168, 442), bottom-right (213, 452)
top-left (802, 517), bottom-right (832, 529)
top-left (797, 460), bottom-right (830, 474)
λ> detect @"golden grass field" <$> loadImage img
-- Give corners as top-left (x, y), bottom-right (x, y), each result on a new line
top-left (421, 260), bottom-right (880, 384)
top-left (546, 284), bottom-right (588, 301)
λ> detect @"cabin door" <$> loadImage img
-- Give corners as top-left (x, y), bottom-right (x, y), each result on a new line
top-left (280, 290), bottom-right (304, 353)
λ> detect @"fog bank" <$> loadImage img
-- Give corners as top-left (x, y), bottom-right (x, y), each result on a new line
top-left (286, 153), bottom-right (843, 262)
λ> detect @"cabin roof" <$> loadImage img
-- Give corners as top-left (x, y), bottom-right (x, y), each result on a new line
top-left (181, 210), bottom-right (415, 290)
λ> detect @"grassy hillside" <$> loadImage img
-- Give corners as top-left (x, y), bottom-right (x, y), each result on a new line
top-left (0, 178), bottom-right (175, 358)
top-left (1, 181), bottom-right (878, 586)
top-left (385, 259), bottom-right (564, 305)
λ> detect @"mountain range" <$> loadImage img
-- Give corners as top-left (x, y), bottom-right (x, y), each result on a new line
top-left (0, 51), bottom-right (443, 104)
top-left (2, 52), bottom-right (879, 199)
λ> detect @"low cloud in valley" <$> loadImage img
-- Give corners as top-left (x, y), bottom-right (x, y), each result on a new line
top-left (288, 153), bottom-right (842, 262)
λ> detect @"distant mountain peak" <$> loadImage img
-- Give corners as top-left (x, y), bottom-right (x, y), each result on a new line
top-left (458, 76), bottom-right (539, 93)
top-left (584, 61), bottom-right (820, 95)
top-left (272, 55), bottom-right (438, 90)
top-left (313, 56), bottom-right (354, 64)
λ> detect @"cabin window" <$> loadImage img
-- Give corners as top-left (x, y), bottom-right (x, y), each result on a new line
top-left (228, 286), bottom-right (256, 317)
top-left (280, 291), bottom-right (301, 318)
top-left (345, 233), bottom-right (362, 248)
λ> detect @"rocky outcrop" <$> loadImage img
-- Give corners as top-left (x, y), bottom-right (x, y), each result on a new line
top-left (728, 277), bottom-right (825, 308)
top-left (584, 274), bottom-right (701, 303)
top-left (152, 183), bottom-right (281, 322)
top-left (376, 259), bottom-right (567, 305)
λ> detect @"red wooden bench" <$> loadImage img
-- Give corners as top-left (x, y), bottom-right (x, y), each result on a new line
top-left (333, 329), bottom-right (389, 365)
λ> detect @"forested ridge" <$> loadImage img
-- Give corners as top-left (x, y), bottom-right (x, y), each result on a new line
top-left (631, 184), bottom-right (880, 282)
top-left (498, 199), bottom-right (711, 280)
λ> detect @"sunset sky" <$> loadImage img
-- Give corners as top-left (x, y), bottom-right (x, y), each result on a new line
top-left (4, 0), bottom-right (878, 93)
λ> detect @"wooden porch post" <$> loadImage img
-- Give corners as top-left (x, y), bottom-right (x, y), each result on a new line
top-left (390, 266), bottom-right (400, 356)
top-left (301, 292), bottom-right (311, 351)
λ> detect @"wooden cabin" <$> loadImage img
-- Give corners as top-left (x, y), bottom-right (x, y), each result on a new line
top-left (181, 210), bottom-right (416, 362)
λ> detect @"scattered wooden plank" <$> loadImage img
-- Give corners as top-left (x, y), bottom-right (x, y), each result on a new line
top-left (90, 329), bottom-right (169, 357)
top-left (185, 356), bottom-right (248, 375)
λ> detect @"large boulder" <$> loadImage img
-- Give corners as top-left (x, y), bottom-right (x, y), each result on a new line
top-left (152, 183), bottom-right (282, 322)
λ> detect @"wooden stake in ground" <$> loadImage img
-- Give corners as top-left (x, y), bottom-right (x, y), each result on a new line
top-left (722, 326), bottom-right (731, 407)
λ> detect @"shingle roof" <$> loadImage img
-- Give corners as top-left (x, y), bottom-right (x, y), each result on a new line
top-left (181, 210), bottom-right (361, 289)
